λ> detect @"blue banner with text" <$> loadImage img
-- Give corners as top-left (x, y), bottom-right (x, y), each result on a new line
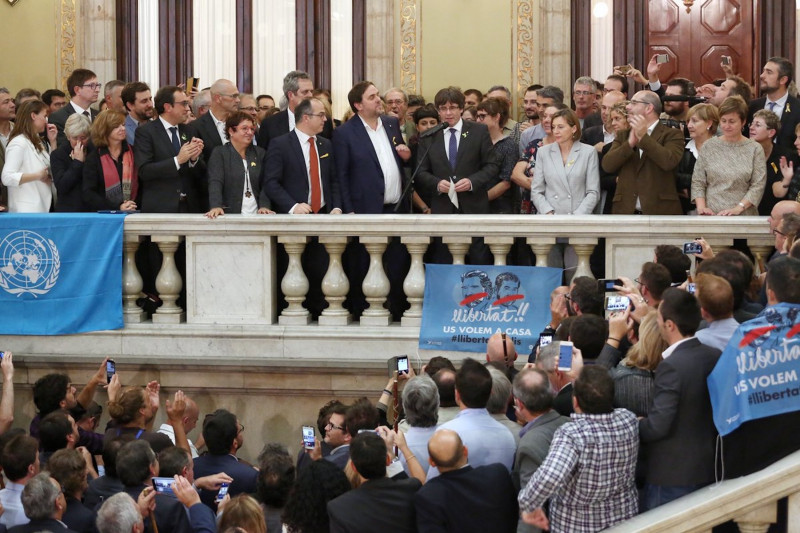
top-left (419, 264), bottom-right (562, 353)
top-left (0, 213), bottom-right (124, 335)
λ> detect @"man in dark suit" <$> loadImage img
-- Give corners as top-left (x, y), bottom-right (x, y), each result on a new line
top-left (0, 88), bottom-right (11, 211)
top-left (574, 76), bottom-right (602, 129)
top-left (535, 341), bottom-right (581, 417)
top-left (327, 433), bottom-right (421, 533)
top-left (8, 473), bottom-right (79, 533)
top-left (417, 86), bottom-right (498, 214)
top-left (256, 71), bottom-right (333, 151)
top-left (133, 86), bottom-right (205, 213)
top-left (639, 288), bottom-right (721, 511)
top-left (192, 409), bottom-right (258, 509)
top-left (334, 81), bottom-right (410, 214)
top-left (747, 57), bottom-right (800, 150)
top-left (262, 98), bottom-right (342, 214)
top-left (49, 69), bottom-right (101, 147)
top-left (603, 90), bottom-right (684, 215)
top-left (415, 429), bottom-right (518, 533)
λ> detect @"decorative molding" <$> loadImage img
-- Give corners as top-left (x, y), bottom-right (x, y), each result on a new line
top-left (515, 0), bottom-right (535, 118)
top-left (399, 0), bottom-right (418, 94)
top-left (58, 0), bottom-right (77, 91)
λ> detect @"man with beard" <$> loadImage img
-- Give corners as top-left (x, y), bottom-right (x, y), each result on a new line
top-left (122, 82), bottom-right (154, 146)
top-left (748, 57), bottom-right (800, 150)
top-left (661, 78), bottom-right (695, 141)
top-left (519, 84), bottom-right (543, 133)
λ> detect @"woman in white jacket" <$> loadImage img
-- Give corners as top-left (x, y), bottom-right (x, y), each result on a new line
top-left (1, 100), bottom-right (57, 212)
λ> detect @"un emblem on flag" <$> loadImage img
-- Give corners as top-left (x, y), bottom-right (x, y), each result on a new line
top-left (0, 230), bottom-right (60, 297)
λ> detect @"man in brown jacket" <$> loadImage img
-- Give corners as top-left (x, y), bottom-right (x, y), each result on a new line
top-left (602, 90), bottom-right (684, 215)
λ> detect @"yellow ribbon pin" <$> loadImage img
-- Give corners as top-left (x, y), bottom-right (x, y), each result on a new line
top-left (320, 153), bottom-right (330, 159)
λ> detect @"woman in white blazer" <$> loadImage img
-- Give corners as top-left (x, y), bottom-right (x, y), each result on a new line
top-left (531, 108), bottom-right (599, 215)
top-left (1, 100), bottom-right (57, 212)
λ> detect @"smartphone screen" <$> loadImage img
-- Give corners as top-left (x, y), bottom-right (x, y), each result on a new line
top-left (152, 477), bottom-right (175, 496)
top-left (216, 482), bottom-right (229, 502)
top-left (396, 355), bottom-right (409, 374)
top-left (687, 282), bottom-right (697, 294)
top-left (558, 341), bottom-right (573, 371)
top-left (605, 295), bottom-right (630, 311)
top-left (106, 359), bottom-right (116, 384)
top-left (302, 426), bottom-right (315, 449)
top-left (598, 279), bottom-right (622, 292)
top-left (539, 334), bottom-right (553, 347)
top-left (683, 242), bottom-right (703, 254)
top-left (656, 54), bottom-right (669, 64)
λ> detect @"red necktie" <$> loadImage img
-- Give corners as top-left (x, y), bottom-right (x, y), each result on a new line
top-left (309, 137), bottom-right (321, 213)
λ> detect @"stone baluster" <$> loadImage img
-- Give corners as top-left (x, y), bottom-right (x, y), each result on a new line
top-left (486, 237), bottom-right (514, 266)
top-left (122, 235), bottom-right (146, 323)
top-left (360, 237), bottom-right (391, 326)
top-left (401, 236), bottom-right (429, 326)
top-left (749, 242), bottom-right (774, 277)
top-left (152, 236), bottom-right (184, 323)
top-left (278, 236), bottom-right (310, 325)
top-left (527, 238), bottom-right (555, 267)
top-left (319, 237), bottom-right (351, 325)
top-left (443, 237), bottom-right (471, 265)
top-left (734, 502), bottom-right (777, 533)
top-left (570, 238), bottom-right (598, 279)
top-left (787, 491), bottom-right (799, 531)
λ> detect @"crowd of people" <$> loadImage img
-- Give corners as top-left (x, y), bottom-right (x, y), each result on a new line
top-left (0, 233), bottom-right (799, 532)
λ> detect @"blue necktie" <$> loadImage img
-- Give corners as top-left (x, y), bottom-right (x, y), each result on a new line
top-left (170, 127), bottom-right (181, 155)
top-left (448, 128), bottom-right (457, 170)
top-left (768, 102), bottom-right (777, 112)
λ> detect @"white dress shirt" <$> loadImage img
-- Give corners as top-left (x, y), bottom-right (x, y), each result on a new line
top-left (290, 128), bottom-right (325, 214)
top-left (445, 119), bottom-right (463, 165)
top-left (157, 423), bottom-right (199, 457)
top-left (764, 91), bottom-right (789, 120)
top-left (209, 110), bottom-right (229, 145)
top-left (358, 116), bottom-right (402, 204)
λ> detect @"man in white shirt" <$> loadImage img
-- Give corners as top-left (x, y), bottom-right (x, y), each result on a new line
top-left (695, 273), bottom-right (739, 351)
top-left (0, 434), bottom-right (40, 528)
top-left (158, 395), bottom-right (200, 457)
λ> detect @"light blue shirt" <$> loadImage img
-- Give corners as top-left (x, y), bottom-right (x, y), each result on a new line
top-left (696, 317), bottom-right (739, 352)
top-left (400, 425), bottom-right (437, 475)
top-left (0, 482), bottom-right (29, 528)
top-left (426, 408), bottom-right (516, 480)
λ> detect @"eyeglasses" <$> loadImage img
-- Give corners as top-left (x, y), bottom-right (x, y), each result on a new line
top-left (563, 293), bottom-right (572, 301)
top-left (386, 99), bottom-right (405, 106)
top-left (574, 90), bottom-right (594, 96)
top-left (174, 100), bottom-right (191, 108)
top-left (237, 423), bottom-right (245, 433)
top-left (629, 99), bottom-right (650, 106)
top-left (501, 332), bottom-right (509, 364)
top-left (325, 422), bottom-right (345, 431)
top-left (476, 113), bottom-right (489, 121)
top-left (220, 93), bottom-right (241, 99)
top-left (773, 228), bottom-right (787, 236)
top-left (438, 105), bottom-right (461, 113)
top-left (258, 106), bottom-right (272, 111)
top-left (82, 83), bottom-right (103, 90)
top-left (305, 112), bottom-right (327, 119)
top-left (239, 106), bottom-right (257, 112)
top-left (633, 277), bottom-right (642, 285)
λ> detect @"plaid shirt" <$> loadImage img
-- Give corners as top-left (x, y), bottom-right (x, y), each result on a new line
top-left (518, 408), bottom-right (639, 533)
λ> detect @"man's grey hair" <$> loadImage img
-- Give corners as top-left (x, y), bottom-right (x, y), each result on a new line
top-left (192, 89), bottom-right (211, 115)
top-left (537, 86), bottom-right (564, 104)
top-left (96, 492), bottom-right (142, 533)
top-left (536, 341), bottom-right (560, 373)
top-left (513, 368), bottom-right (554, 413)
top-left (105, 80), bottom-right (126, 96)
top-left (64, 113), bottom-right (91, 139)
top-left (637, 90), bottom-right (662, 115)
top-left (21, 472), bottom-right (59, 521)
top-left (282, 70), bottom-right (311, 99)
top-left (486, 367), bottom-right (512, 414)
top-left (0, 87), bottom-right (11, 95)
top-left (402, 375), bottom-right (439, 428)
top-left (383, 87), bottom-right (407, 102)
top-left (574, 76), bottom-right (596, 90)
top-left (487, 85), bottom-right (512, 100)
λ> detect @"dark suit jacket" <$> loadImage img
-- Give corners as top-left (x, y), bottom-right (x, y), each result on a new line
top-left (417, 121), bottom-right (499, 214)
top-left (187, 503), bottom-right (216, 533)
top-left (603, 122), bottom-right (684, 214)
top-left (581, 125), bottom-right (605, 146)
top-left (257, 108), bottom-right (333, 152)
top-left (50, 140), bottom-right (86, 212)
top-left (125, 485), bottom-right (191, 533)
top-left (748, 95), bottom-right (800, 150)
top-left (85, 475), bottom-right (124, 509)
top-left (186, 111), bottom-right (225, 165)
top-left (332, 114), bottom-right (408, 213)
top-left (207, 143), bottom-right (269, 212)
top-left (50, 104), bottom-right (99, 148)
top-left (553, 383), bottom-right (574, 417)
top-left (327, 477), bottom-right (421, 533)
top-left (82, 143), bottom-right (137, 211)
top-left (133, 119), bottom-right (205, 213)
top-left (62, 497), bottom-right (97, 533)
top-left (639, 338), bottom-right (721, 486)
top-left (582, 111), bottom-right (603, 130)
top-left (192, 454), bottom-right (258, 509)
top-left (414, 464), bottom-right (518, 533)
top-left (512, 409), bottom-right (570, 491)
top-left (9, 519), bottom-right (78, 533)
top-left (262, 130), bottom-right (340, 213)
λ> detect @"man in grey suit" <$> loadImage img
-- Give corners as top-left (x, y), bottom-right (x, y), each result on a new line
top-left (512, 368), bottom-right (569, 533)
top-left (640, 288), bottom-right (721, 511)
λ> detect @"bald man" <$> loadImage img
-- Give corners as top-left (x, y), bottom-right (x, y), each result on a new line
top-left (414, 430), bottom-right (518, 533)
top-left (486, 332), bottom-right (517, 374)
top-left (158, 396), bottom-right (200, 457)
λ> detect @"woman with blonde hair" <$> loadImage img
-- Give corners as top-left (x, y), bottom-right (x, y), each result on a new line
top-left (218, 494), bottom-right (267, 533)
top-left (103, 384), bottom-right (173, 453)
top-left (1, 100), bottom-right (58, 212)
top-left (82, 109), bottom-right (138, 211)
top-left (676, 103), bottom-right (719, 214)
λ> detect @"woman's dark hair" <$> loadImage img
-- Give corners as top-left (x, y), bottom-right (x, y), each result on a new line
top-left (256, 443), bottom-right (295, 508)
top-left (412, 104), bottom-right (439, 125)
top-left (224, 111), bottom-right (255, 141)
top-left (282, 460), bottom-right (350, 533)
top-left (10, 100), bottom-right (48, 152)
top-left (476, 97), bottom-right (510, 128)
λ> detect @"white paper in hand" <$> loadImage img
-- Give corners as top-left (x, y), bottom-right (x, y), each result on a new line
top-left (448, 177), bottom-right (459, 209)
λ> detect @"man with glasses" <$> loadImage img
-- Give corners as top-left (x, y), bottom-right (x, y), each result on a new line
top-left (50, 68), bottom-right (101, 147)
top-left (384, 87), bottom-right (415, 143)
top-left (237, 94), bottom-right (260, 138)
top-left (255, 94), bottom-right (275, 124)
top-left (603, 90), bottom-right (684, 215)
top-left (192, 409), bottom-right (257, 508)
top-left (417, 86), bottom-right (498, 214)
top-left (573, 77), bottom-right (602, 130)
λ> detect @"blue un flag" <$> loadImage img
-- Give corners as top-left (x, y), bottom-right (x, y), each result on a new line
top-left (0, 213), bottom-right (124, 335)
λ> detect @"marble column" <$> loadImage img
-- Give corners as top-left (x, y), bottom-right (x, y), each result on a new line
top-left (319, 237), bottom-right (352, 326)
top-left (78, 0), bottom-right (117, 87)
top-left (527, 238), bottom-right (555, 268)
top-left (443, 237), bottom-right (471, 265)
top-left (152, 236), bottom-right (185, 324)
top-left (122, 235), bottom-right (146, 323)
top-left (570, 238), bottom-right (598, 280)
top-left (278, 236), bottom-right (311, 325)
top-left (360, 236), bottom-right (391, 326)
top-left (401, 236), bottom-right (429, 326)
top-left (486, 237), bottom-right (514, 266)
top-left (734, 502), bottom-right (777, 533)
top-left (536, 0), bottom-right (571, 93)
top-left (365, 0), bottom-right (395, 91)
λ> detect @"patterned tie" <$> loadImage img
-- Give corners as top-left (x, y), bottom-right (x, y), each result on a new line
top-left (448, 128), bottom-right (457, 170)
top-left (308, 137), bottom-right (321, 213)
top-left (170, 127), bottom-right (181, 155)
